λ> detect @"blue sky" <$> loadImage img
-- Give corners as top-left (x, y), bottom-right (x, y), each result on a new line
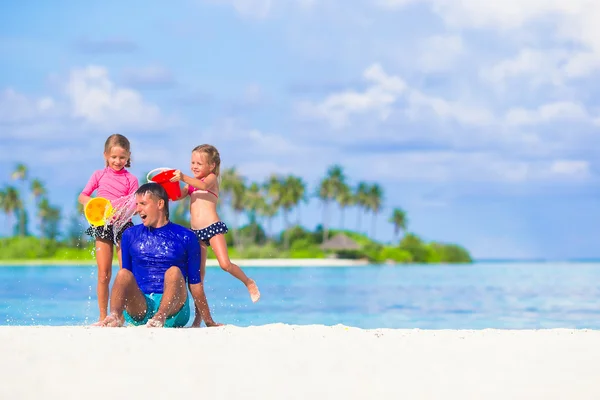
top-left (2, 0), bottom-right (600, 259)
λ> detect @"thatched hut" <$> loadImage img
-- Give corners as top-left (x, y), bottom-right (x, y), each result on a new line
top-left (320, 233), bottom-right (360, 252)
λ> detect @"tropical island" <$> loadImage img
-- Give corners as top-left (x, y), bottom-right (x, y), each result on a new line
top-left (0, 162), bottom-right (472, 264)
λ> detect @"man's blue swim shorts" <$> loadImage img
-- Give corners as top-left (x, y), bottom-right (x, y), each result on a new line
top-left (123, 293), bottom-right (190, 327)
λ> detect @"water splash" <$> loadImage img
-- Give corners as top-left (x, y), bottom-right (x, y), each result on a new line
top-left (107, 193), bottom-right (137, 243)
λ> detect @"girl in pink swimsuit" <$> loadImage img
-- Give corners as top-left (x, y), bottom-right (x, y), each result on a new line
top-left (78, 134), bottom-right (139, 322)
top-left (171, 144), bottom-right (260, 327)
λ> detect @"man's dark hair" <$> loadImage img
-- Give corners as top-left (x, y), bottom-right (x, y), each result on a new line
top-left (135, 182), bottom-right (170, 219)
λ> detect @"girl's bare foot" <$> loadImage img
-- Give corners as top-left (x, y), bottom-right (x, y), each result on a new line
top-left (205, 320), bottom-right (225, 327)
top-left (246, 279), bottom-right (260, 303)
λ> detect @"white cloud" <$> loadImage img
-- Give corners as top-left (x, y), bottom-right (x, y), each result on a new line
top-left (230, 0), bottom-right (272, 19)
top-left (206, 0), bottom-right (315, 19)
top-left (298, 63), bottom-right (494, 129)
top-left (0, 65), bottom-right (175, 142)
top-left (417, 35), bottom-right (464, 73)
top-left (242, 84), bottom-right (262, 104)
top-left (380, 0), bottom-right (600, 80)
top-left (236, 160), bottom-right (297, 180)
top-left (407, 90), bottom-right (494, 126)
top-left (479, 49), bottom-right (567, 87)
top-left (377, 0), bottom-right (420, 7)
top-left (296, 63), bottom-right (406, 129)
top-left (550, 160), bottom-right (589, 176)
top-left (411, 0), bottom-right (590, 30)
top-left (361, 151), bottom-right (591, 183)
top-left (66, 66), bottom-right (168, 130)
top-left (121, 65), bottom-right (174, 87)
top-left (505, 102), bottom-right (589, 126)
top-left (201, 120), bottom-right (301, 156)
top-left (0, 89), bottom-right (57, 124)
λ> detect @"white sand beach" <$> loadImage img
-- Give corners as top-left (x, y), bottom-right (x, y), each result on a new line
top-left (1, 324), bottom-right (599, 399)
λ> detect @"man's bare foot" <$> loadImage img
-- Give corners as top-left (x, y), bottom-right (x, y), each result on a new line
top-left (191, 315), bottom-right (202, 328)
top-left (246, 279), bottom-right (260, 303)
top-left (91, 314), bottom-right (123, 327)
top-left (146, 318), bottom-right (164, 328)
top-left (190, 315), bottom-right (224, 327)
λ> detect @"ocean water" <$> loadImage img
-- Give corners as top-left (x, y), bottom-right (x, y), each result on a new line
top-left (1, 262), bottom-right (599, 329)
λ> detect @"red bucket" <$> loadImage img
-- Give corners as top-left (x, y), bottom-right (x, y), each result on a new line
top-left (149, 169), bottom-right (181, 201)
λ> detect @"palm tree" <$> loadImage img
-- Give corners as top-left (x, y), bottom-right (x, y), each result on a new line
top-left (354, 182), bottom-right (370, 233)
top-left (220, 167), bottom-right (246, 249)
top-left (30, 179), bottom-right (46, 235)
top-left (279, 175), bottom-right (306, 250)
top-left (336, 183), bottom-right (353, 230)
top-left (75, 190), bottom-right (85, 215)
top-left (37, 197), bottom-right (52, 239)
top-left (30, 179), bottom-right (46, 201)
top-left (12, 163), bottom-right (28, 236)
top-left (389, 208), bottom-right (408, 242)
top-left (245, 182), bottom-right (265, 243)
top-left (11, 163), bottom-right (27, 182)
top-left (318, 164), bottom-right (347, 242)
top-left (170, 200), bottom-right (190, 227)
top-left (259, 198), bottom-right (278, 240)
top-left (366, 183), bottom-right (383, 239)
top-left (1, 186), bottom-right (21, 236)
top-left (220, 167), bottom-right (242, 210)
top-left (263, 174), bottom-right (282, 238)
top-left (39, 201), bottom-right (61, 241)
top-left (231, 182), bottom-right (246, 249)
top-left (66, 197), bottom-right (87, 247)
top-left (0, 189), bottom-right (4, 235)
top-left (293, 179), bottom-right (309, 225)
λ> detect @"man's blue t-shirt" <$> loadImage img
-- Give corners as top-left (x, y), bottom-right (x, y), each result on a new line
top-left (121, 222), bottom-right (201, 294)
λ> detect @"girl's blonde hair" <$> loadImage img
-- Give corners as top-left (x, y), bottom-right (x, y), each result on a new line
top-left (192, 144), bottom-right (221, 177)
top-left (104, 133), bottom-right (132, 168)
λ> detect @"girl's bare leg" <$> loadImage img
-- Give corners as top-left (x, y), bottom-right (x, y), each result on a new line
top-left (191, 242), bottom-right (223, 327)
top-left (210, 234), bottom-right (260, 303)
top-left (95, 238), bottom-right (114, 321)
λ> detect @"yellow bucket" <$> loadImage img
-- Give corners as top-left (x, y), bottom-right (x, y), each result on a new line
top-left (84, 197), bottom-right (115, 227)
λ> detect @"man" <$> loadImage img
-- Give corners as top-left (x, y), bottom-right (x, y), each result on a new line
top-left (94, 182), bottom-right (205, 328)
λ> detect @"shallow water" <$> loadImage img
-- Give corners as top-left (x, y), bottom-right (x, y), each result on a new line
top-left (1, 262), bottom-right (599, 329)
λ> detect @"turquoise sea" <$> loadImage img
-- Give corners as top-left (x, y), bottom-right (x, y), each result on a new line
top-left (1, 262), bottom-right (599, 329)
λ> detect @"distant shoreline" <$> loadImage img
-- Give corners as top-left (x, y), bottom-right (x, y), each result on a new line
top-left (0, 258), bottom-right (596, 267)
top-left (0, 258), bottom-right (373, 267)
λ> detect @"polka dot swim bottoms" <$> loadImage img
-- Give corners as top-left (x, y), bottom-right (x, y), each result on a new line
top-left (192, 221), bottom-right (229, 246)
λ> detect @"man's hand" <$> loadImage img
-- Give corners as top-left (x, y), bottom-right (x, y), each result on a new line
top-left (189, 283), bottom-right (224, 327)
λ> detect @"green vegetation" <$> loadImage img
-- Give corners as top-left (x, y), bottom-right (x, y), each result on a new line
top-left (0, 162), bottom-right (472, 264)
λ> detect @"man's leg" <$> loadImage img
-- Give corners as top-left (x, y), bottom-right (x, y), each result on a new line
top-left (93, 269), bottom-right (147, 327)
top-left (146, 266), bottom-right (188, 327)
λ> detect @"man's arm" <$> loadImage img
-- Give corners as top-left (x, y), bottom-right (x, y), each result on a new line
top-left (121, 231), bottom-right (133, 272)
top-left (185, 234), bottom-right (201, 284)
top-left (188, 282), bottom-right (206, 314)
top-left (185, 234), bottom-right (205, 317)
